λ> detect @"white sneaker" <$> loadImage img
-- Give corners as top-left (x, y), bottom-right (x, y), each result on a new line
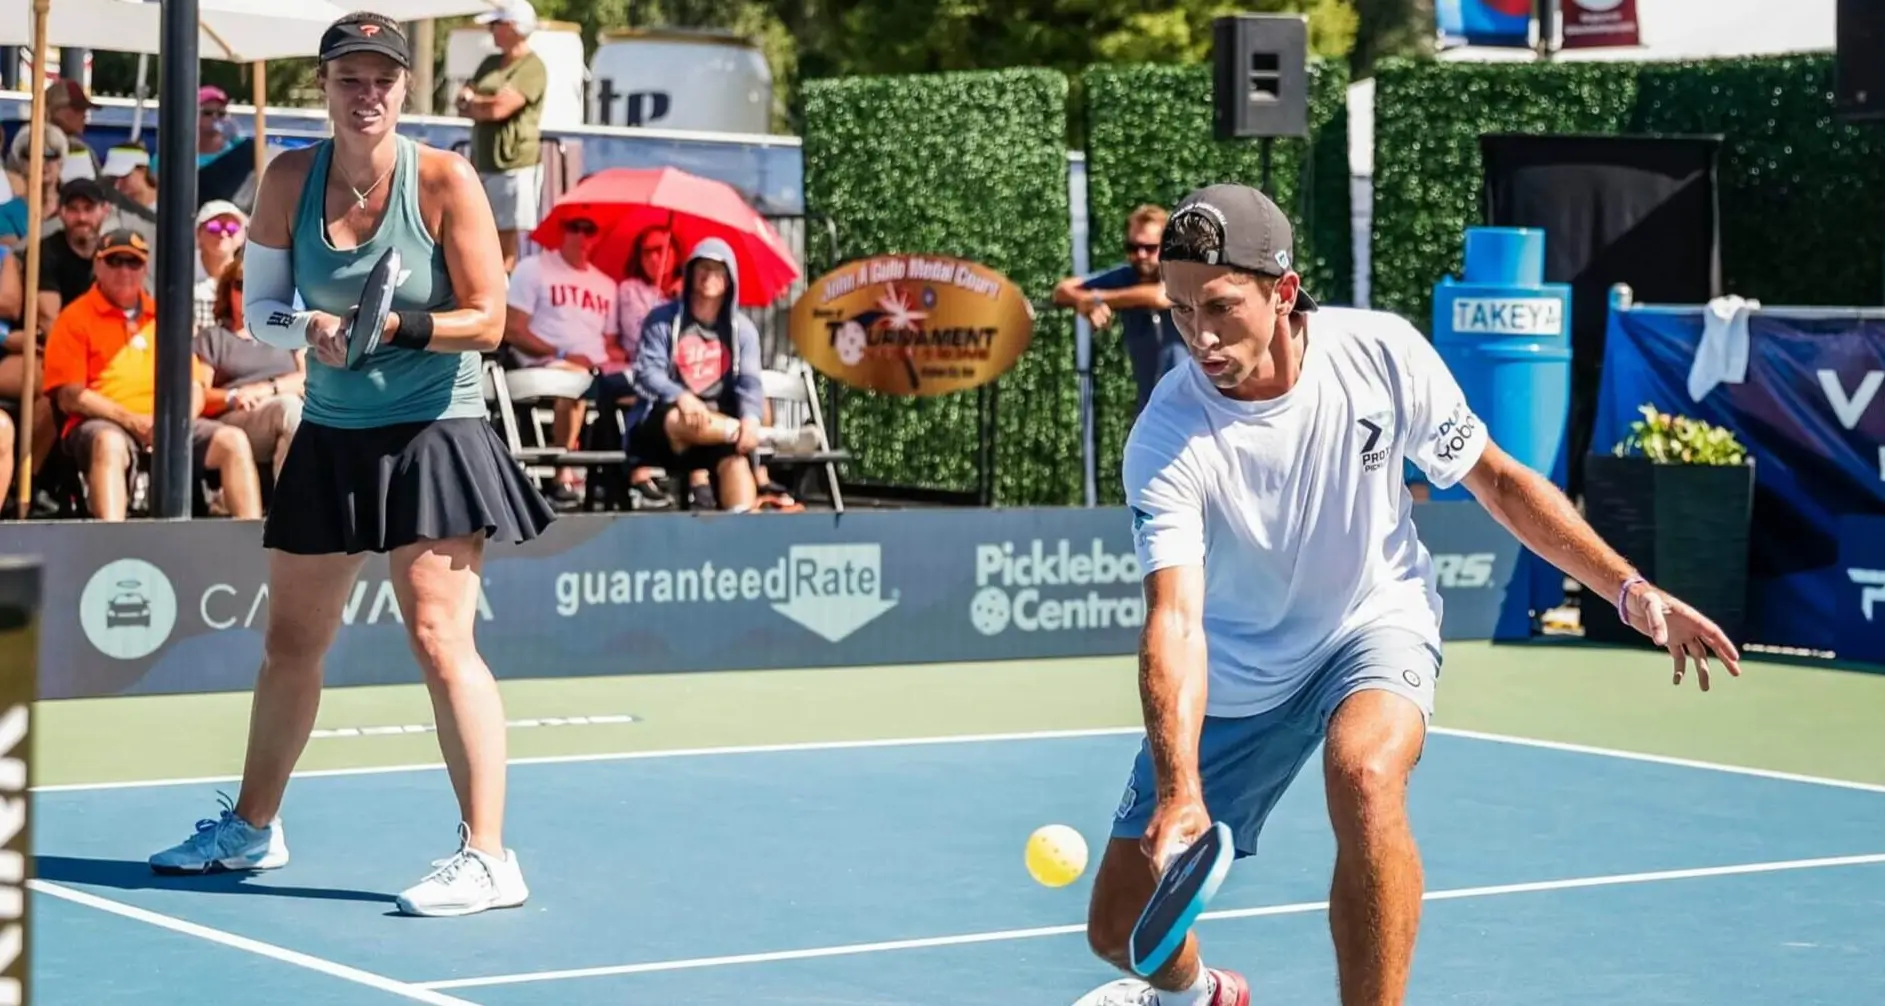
top-left (148, 792), bottom-right (289, 874)
top-left (394, 823), bottom-right (529, 918)
top-left (761, 424), bottom-right (821, 456)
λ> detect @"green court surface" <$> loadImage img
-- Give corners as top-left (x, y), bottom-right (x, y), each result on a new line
top-left (33, 639), bottom-right (1885, 789)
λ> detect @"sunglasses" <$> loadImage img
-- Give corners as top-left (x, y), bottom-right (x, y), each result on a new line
top-left (100, 254), bottom-right (145, 269)
top-left (564, 219), bottom-right (598, 235)
top-left (201, 218), bottom-right (243, 236)
top-left (1125, 241), bottom-right (1159, 254)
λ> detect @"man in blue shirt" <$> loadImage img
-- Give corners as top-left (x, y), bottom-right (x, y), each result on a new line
top-left (1054, 204), bottom-right (1186, 414)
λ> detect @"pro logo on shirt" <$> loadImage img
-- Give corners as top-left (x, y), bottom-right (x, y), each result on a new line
top-left (1357, 410), bottom-right (1392, 474)
top-left (675, 328), bottom-right (728, 394)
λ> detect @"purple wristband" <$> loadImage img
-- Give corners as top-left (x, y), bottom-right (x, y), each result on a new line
top-left (1617, 576), bottom-right (1646, 618)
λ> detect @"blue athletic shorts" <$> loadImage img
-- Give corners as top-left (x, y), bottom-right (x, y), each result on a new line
top-left (1109, 626), bottom-right (1441, 858)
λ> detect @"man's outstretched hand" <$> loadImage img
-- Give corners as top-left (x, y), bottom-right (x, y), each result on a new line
top-left (1623, 582), bottom-right (1742, 690)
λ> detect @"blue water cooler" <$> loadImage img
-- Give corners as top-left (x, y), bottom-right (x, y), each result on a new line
top-left (1429, 227), bottom-right (1573, 637)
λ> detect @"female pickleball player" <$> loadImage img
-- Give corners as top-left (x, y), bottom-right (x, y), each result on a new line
top-left (147, 12), bottom-right (554, 918)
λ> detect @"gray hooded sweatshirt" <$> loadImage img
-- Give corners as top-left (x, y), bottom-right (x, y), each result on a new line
top-left (630, 236), bottom-right (765, 423)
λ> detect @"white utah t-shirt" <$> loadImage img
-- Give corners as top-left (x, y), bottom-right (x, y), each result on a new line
top-left (506, 253), bottom-right (620, 366)
top-left (1124, 307), bottom-right (1490, 717)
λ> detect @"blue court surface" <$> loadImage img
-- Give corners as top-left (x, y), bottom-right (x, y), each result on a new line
top-left (31, 727), bottom-right (1885, 1004)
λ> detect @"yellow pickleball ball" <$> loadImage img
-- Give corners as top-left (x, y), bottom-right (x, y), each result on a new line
top-left (1025, 824), bottom-right (1089, 887)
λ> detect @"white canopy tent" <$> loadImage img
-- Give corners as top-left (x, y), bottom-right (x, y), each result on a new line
top-left (1348, 0), bottom-right (1838, 307)
top-left (0, 0), bottom-right (344, 62)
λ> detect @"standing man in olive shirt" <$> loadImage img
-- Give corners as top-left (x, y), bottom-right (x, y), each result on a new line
top-left (458, 0), bottom-right (548, 273)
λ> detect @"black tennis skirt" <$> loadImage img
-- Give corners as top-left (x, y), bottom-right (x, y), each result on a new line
top-left (262, 417), bottom-right (556, 556)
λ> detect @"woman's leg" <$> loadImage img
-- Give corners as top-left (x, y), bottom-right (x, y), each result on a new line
top-left (234, 550), bottom-right (370, 826)
top-left (151, 548), bottom-right (364, 874)
top-left (388, 531), bottom-right (526, 916)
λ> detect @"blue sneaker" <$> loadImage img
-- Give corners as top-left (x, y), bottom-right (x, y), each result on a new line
top-left (148, 793), bottom-right (289, 875)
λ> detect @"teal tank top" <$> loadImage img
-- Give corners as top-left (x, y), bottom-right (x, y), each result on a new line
top-left (292, 135), bottom-right (485, 428)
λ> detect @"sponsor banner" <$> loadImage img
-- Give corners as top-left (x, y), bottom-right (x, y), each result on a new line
top-left (788, 254), bottom-right (1035, 396)
top-left (0, 503), bottom-right (1523, 700)
top-left (1561, 0), bottom-right (1640, 49)
top-left (0, 559), bottom-right (34, 1006)
top-left (1436, 0), bottom-right (1533, 49)
top-left (1594, 308), bottom-right (1885, 663)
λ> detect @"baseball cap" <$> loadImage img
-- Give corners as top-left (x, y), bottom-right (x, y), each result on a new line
top-left (475, 0), bottom-right (538, 32)
top-left (58, 177), bottom-right (106, 206)
top-left (196, 200), bottom-right (249, 227)
top-left (44, 79), bottom-right (97, 111)
top-left (100, 144), bottom-right (151, 179)
top-left (1161, 183), bottom-right (1319, 312)
top-left (199, 85), bottom-right (229, 105)
top-left (97, 229), bottom-right (151, 261)
top-left (318, 12), bottom-right (411, 68)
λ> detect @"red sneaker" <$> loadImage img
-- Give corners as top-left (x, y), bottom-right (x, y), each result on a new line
top-left (1209, 968), bottom-right (1251, 1006)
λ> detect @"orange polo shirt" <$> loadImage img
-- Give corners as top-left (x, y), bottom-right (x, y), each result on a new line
top-left (42, 286), bottom-right (210, 436)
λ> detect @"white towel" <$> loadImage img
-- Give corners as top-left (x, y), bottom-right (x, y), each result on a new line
top-left (1687, 295), bottom-right (1759, 402)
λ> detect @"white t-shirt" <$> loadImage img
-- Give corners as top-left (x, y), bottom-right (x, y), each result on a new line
top-left (1124, 307), bottom-right (1490, 717)
top-left (506, 253), bottom-right (620, 365)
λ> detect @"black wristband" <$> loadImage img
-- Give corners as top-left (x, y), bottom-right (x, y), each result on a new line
top-left (389, 310), bottom-right (434, 350)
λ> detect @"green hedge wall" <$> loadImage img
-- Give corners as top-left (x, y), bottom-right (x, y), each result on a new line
top-left (800, 68), bottom-right (1078, 505)
top-left (1371, 54), bottom-right (1885, 333)
top-left (1082, 60), bottom-right (1351, 503)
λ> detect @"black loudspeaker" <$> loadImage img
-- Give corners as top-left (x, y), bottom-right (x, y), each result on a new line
top-left (1212, 14), bottom-right (1309, 140)
top-left (1837, 0), bottom-right (1885, 121)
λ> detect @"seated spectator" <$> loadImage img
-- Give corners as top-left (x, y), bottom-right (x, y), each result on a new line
top-left (98, 145), bottom-right (159, 292)
top-left (503, 215), bottom-right (614, 507)
top-left (627, 238), bottom-right (769, 512)
top-left (40, 229), bottom-right (260, 521)
top-left (0, 242), bottom-right (50, 470)
top-left (191, 200), bottom-right (246, 328)
top-left (34, 179), bottom-right (111, 338)
top-left (602, 224), bottom-right (683, 509)
top-left (0, 124), bottom-right (67, 250)
top-left (194, 254), bottom-right (302, 480)
top-left (44, 80), bottom-right (101, 182)
top-left (197, 86), bottom-right (240, 167)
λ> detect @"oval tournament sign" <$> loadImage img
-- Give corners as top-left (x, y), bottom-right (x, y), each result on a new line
top-left (789, 254), bottom-right (1035, 397)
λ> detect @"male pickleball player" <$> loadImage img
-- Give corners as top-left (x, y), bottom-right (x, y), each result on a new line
top-left (1081, 184), bottom-right (1742, 1005)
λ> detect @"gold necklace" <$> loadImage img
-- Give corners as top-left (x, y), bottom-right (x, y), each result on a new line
top-left (344, 159), bottom-right (396, 210)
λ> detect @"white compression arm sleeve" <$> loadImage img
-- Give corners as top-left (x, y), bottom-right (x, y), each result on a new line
top-left (243, 243), bottom-right (312, 349)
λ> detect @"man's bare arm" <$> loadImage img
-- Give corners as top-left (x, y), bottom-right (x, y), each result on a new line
top-left (1458, 440), bottom-right (1640, 606)
top-left (1140, 565), bottom-right (1210, 803)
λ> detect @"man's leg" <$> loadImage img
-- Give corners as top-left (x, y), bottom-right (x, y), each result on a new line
top-left (72, 420), bottom-right (134, 520)
top-left (1322, 689), bottom-right (1429, 1006)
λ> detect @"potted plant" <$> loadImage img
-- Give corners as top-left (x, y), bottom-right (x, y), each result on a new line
top-left (1581, 405), bottom-right (1755, 646)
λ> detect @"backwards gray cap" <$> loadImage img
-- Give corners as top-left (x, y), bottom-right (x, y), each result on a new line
top-left (1161, 183), bottom-right (1319, 312)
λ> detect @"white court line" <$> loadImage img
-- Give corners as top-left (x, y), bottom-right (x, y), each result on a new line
top-left (30, 726), bottom-right (1144, 793)
top-left (1427, 726), bottom-right (1885, 795)
top-left (416, 851), bottom-right (1885, 990)
top-left (30, 880), bottom-right (478, 1005)
top-left (32, 722), bottom-right (1885, 797)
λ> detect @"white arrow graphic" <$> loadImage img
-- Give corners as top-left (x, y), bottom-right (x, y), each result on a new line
top-left (770, 544), bottom-right (899, 642)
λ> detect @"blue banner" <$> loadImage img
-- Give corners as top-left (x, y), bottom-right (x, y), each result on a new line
top-left (1593, 307), bottom-right (1885, 662)
top-left (1436, 0), bottom-right (1534, 48)
top-left (0, 503), bottom-right (1524, 700)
